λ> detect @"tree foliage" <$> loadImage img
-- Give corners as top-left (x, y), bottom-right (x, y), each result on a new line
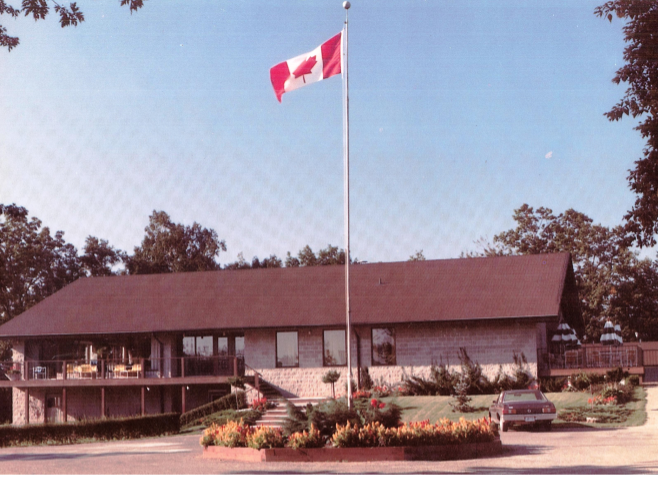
top-left (284, 244), bottom-right (353, 267)
top-left (80, 236), bottom-right (125, 277)
top-left (224, 252), bottom-right (282, 270)
top-left (0, 204), bottom-right (82, 327)
top-left (595, 0), bottom-right (658, 247)
top-left (470, 204), bottom-right (657, 341)
top-left (408, 250), bottom-right (426, 261)
top-left (125, 211), bottom-right (227, 274)
top-left (1, 0), bottom-right (145, 51)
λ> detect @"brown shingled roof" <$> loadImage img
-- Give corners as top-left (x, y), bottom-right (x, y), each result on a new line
top-left (0, 252), bottom-right (580, 338)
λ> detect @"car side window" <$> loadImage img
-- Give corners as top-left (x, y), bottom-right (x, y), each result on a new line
top-left (498, 392), bottom-right (504, 404)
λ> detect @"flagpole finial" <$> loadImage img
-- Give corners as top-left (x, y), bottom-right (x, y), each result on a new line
top-left (343, 1), bottom-right (351, 9)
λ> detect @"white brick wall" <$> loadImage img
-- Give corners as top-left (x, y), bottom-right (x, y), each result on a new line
top-left (248, 320), bottom-right (540, 398)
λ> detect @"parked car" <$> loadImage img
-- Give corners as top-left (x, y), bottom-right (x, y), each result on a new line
top-left (489, 389), bottom-right (557, 432)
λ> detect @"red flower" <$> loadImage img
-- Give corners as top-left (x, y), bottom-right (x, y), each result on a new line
top-left (378, 402), bottom-right (385, 409)
top-left (370, 398), bottom-right (378, 407)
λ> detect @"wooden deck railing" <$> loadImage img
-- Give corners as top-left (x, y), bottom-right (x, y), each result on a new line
top-left (0, 355), bottom-right (245, 382)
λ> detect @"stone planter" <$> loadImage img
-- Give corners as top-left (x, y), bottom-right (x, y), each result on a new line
top-left (203, 439), bottom-right (502, 462)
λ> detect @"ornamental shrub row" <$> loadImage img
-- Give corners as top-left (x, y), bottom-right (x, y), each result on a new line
top-left (180, 391), bottom-right (246, 426)
top-left (200, 417), bottom-right (495, 450)
top-left (0, 413), bottom-right (180, 448)
top-left (330, 418), bottom-right (494, 448)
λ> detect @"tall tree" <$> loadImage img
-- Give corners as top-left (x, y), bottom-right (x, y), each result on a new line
top-left (470, 204), bottom-right (657, 342)
top-left (595, 1), bottom-right (658, 247)
top-left (80, 236), bottom-right (125, 277)
top-left (1, 0), bottom-right (146, 51)
top-left (0, 204), bottom-right (84, 365)
top-left (125, 211), bottom-right (227, 274)
top-left (608, 257), bottom-right (658, 341)
top-left (0, 204), bottom-right (82, 327)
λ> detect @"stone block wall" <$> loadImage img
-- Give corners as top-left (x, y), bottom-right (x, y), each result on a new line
top-left (246, 319), bottom-right (540, 399)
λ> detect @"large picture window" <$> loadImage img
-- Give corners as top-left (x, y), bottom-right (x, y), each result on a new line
top-left (323, 330), bottom-right (346, 366)
top-left (276, 331), bottom-right (299, 368)
top-left (183, 335), bottom-right (213, 357)
top-left (372, 327), bottom-right (396, 365)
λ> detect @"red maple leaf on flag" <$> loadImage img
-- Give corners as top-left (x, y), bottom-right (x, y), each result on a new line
top-left (292, 55), bottom-right (317, 82)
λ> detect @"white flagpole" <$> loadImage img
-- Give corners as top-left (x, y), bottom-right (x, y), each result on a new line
top-left (342, 1), bottom-right (352, 408)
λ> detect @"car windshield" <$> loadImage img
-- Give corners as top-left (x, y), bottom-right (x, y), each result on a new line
top-left (503, 391), bottom-right (545, 402)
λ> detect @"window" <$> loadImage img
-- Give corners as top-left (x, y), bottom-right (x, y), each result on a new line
top-left (276, 332), bottom-right (298, 368)
top-left (234, 336), bottom-right (245, 357)
top-left (372, 327), bottom-right (396, 365)
top-left (183, 336), bottom-right (213, 357)
top-left (323, 330), bottom-right (346, 366)
top-left (217, 337), bottom-right (229, 356)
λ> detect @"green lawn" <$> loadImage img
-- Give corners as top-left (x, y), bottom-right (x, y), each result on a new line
top-left (381, 387), bottom-right (647, 428)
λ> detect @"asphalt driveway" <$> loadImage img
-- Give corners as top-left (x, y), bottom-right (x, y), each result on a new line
top-left (0, 386), bottom-right (656, 474)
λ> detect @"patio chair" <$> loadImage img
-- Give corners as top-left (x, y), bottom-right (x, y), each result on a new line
top-left (33, 366), bottom-right (47, 380)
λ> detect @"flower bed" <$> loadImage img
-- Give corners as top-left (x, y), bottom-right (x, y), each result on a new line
top-left (200, 417), bottom-right (500, 462)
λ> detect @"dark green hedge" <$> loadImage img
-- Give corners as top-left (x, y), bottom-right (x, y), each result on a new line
top-left (180, 391), bottom-right (246, 426)
top-left (0, 413), bottom-right (180, 448)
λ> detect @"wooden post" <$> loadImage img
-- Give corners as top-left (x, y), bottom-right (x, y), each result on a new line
top-left (62, 387), bottom-right (67, 423)
top-left (141, 386), bottom-right (145, 416)
top-left (181, 358), bottom-right (185, 378)
top-left (24, 360), bottom-right (29, 381)
top-left (255, 373), bottom-right (260, 401)
top-left (140, 358), bottom-right (145, 379)
top-left (24, 388), bottom-right (29, 424)
top-left (63, 360), bottom-right (67, 380)
top-left (181, 386), bottom-right (186, 414)
top-left (101, 387), bottom-right (106, 418)
top-left (101, 359), bottom-right (105, 380)
top-left (233, 357), bottom-right (238, 377)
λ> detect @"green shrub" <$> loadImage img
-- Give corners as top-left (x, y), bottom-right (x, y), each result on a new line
top-left (606, 367), bottom-right (626, 383)
top-left (540, 377), bottom-right (565, 393)
top-left (360, 367), bottom-right (374, 391)
top-left (180, 391), bottom-right (246, 426)
top-left (0, 413), bottom-right (180, 448)
top-left (354, 398), bottom-right (402, 428)
top-left (281, 401), bottom-right (310, 437)
top-left (202, 409), bottom-right (260, 428)
top-left (601, 384), bottom-right (634, 404)
top-left (309, 399), bottom-right (361, 437)
top-left (457, 348), bottom-right (491, 394)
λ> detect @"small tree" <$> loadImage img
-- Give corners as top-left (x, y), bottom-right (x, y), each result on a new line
top-left (322, 370), bottom-right (341, 398)
top-left (450, 375), bottom-right (474, 413)
top-left (227, 376), bottom-right (245, 409)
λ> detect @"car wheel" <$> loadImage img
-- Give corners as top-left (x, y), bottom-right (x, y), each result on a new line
top-left (500, 419), bottom-right (508, 432)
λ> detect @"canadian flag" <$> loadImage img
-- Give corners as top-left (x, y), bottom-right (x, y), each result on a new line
top-left (270, 32), bottom-right (343, 102)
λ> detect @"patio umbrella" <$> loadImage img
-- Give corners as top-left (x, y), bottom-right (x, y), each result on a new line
top-left (613, 324), bottom-right (623, 345)
top-left (600, 320), bottom-right (618, 346)
top-left (565, 328), bottom-right (581, 351)
top-left (600, 320), bottom-right (622, 366)
top-left (551, 323), bottom-right (579, 367)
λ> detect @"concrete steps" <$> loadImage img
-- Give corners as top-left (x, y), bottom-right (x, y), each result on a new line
top-left (255, 397), bottom-right (328, 429)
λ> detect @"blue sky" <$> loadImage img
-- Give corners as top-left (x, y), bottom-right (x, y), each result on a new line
top-left (0, 0), bottom-right (653, 264)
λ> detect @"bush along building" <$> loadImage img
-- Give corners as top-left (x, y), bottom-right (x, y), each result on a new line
top-left (0, 253), bottom-right (589, 425)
